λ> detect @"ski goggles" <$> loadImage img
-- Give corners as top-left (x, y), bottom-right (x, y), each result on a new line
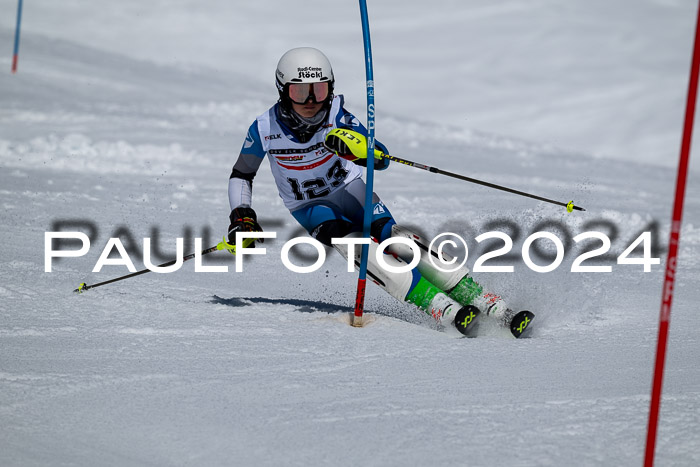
top-left (286, 82), bottom-right (331, 104)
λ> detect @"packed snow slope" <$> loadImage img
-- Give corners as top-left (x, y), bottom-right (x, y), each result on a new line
top-left (1, 4), bottom-right (700, 467)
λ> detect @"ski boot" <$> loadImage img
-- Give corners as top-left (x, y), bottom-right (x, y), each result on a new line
top-left (428, 293), bottom-right (481, 337)
top-left (448, 275), bottom-right (534, 338)
top-left (407, 277), bottom-right (481, 337)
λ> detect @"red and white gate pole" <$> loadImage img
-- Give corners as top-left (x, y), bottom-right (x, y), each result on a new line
top-left (644, 2), bottom-right (700, 465)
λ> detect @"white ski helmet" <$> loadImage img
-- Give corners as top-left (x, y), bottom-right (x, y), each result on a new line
top-left (276, 47), bottom-right (334, 108)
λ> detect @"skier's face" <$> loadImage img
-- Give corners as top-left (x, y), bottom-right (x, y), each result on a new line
top-left (292, 101), bottom-right (323, 118)
top-left (286, 82), bottom-right (329, 118)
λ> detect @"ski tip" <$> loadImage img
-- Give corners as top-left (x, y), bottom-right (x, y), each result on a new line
top-left (73, 282), bottom-right (87, 294)
top-left (510, 310), bottom-right (535, 338)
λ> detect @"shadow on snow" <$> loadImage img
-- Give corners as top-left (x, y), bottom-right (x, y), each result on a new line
top-left (210, 295), bottom-right (377, 315)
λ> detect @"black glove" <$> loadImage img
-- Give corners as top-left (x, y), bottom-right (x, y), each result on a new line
top-left (228, 207), bottom-right (263, 246)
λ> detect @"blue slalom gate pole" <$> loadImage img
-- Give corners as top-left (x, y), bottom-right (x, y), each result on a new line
top-left (12, 0), bottom-right (23, 73)
top-left (353, 0), bottom-right (376, 327)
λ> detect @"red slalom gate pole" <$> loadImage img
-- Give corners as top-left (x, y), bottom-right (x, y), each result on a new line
top-left (644, 2), bottom-right (700, 465)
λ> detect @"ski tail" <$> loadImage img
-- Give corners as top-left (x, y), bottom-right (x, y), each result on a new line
top-left (510, 311), bottom-right (535, 338)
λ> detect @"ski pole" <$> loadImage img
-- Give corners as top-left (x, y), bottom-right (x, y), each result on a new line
top-left (73, 236), bottom-right (252, 293)
top-left (325, 128), bottom-right (585, 212)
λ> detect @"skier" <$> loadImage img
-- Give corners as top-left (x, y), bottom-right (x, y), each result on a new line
top-left (225, 47), bottom-right (532, 337)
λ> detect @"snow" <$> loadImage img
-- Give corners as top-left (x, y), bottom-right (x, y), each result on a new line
top-left (1, 1), bottom-right (700, 466)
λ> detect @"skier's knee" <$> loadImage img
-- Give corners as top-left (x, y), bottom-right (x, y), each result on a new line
top-left (311, 219), bottom-right (355, 246)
